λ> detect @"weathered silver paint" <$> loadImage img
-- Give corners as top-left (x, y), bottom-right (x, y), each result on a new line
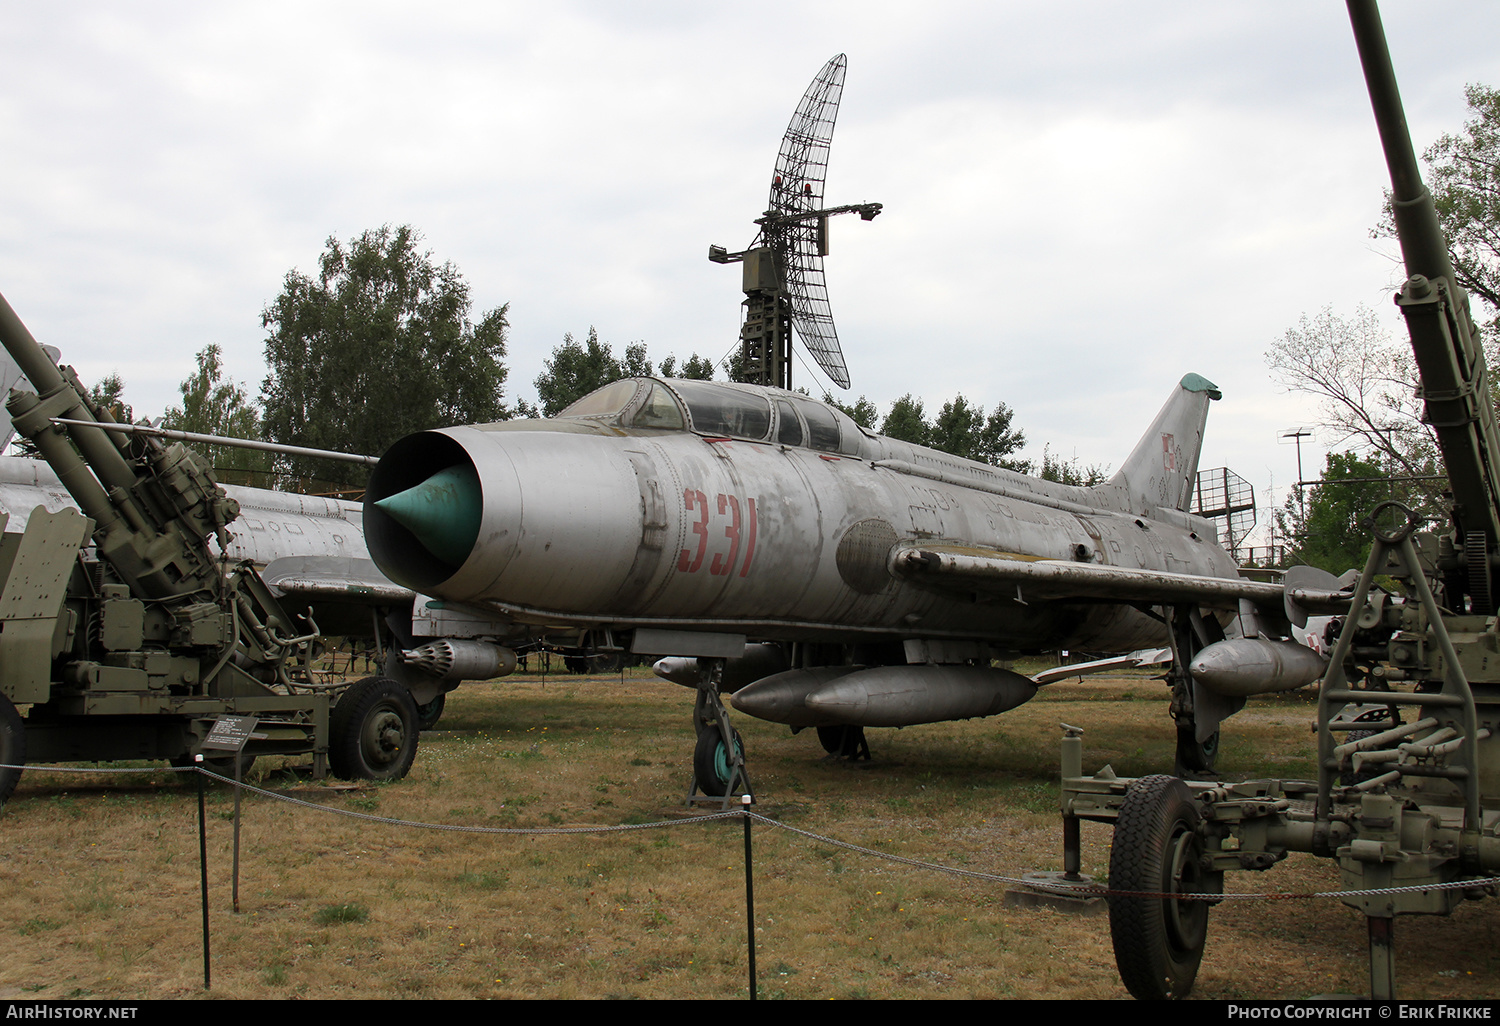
top-left (653, 644), bottom-right (791, 689)
top-left (400, 639), bottom-right (517, 681)
top-left (802, 664), bottom-right (1038, 727)
top-left (0, 457), bottom-right (375, 569)
top-left (1188, 636), bottom-right (1329, 697)
top-left (365, 375), bottom-right (1243, 654)
top-left (729, 666), bottom-right (865, 727)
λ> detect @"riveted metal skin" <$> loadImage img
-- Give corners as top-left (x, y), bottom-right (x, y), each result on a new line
top-left (365, 376), bottom-right (1248, 658)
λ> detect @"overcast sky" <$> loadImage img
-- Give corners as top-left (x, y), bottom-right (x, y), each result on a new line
top-left (4, 1), bottom-right (1500, 546)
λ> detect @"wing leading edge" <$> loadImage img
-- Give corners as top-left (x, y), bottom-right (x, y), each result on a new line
top-left (893, 545), bottom-right (1351, 614)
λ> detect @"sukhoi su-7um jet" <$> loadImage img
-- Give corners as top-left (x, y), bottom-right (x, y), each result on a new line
top-left (365, 53), bottom-right (1344, 796)
top-left (364, 373), bottom-right (1345, 793)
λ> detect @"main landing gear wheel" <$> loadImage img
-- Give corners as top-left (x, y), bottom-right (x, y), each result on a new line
top-left (416, 693), bottom-right (446, 731)
top-left (1174, 726), bottom-right (1219, 778)
top-left (1108, 774), bottom-right (1218, 1000)
top-left (0, 695), bottom-right (25, 804)
top-left (816, 724), bottom-right (871, 760)
top-left (693, 726), bottom-right (744, 798)
top-left (330, 677), bottom-right (420, 781)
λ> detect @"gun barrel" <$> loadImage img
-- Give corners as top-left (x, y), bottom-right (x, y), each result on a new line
top-left (1346, 0), bottom-right (1454, 283)
top-left (0, 289), bottom-right (237, 602)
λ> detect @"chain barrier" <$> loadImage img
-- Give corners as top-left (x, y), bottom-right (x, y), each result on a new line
top-left (4, 760), bottom-right (1491, 905)
top-left (745, 811), bottom-right (1494, 903)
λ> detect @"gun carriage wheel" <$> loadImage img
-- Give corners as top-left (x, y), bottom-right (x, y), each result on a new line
top-left (0, 695), bottom-right (25, 803)
top-left (330, 677), bottom-right (421, 781)
top-left (1108, 774), bottom-right (1219, 1000)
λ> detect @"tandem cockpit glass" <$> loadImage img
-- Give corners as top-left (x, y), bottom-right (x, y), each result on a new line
top-left (558, 377), bottom-right (862, 457)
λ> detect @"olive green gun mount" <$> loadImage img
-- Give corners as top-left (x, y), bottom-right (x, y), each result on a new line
top-left (0, 290), bottom-right (419, 801)
top-left (1042, 0), bottom-right (1500, 1001)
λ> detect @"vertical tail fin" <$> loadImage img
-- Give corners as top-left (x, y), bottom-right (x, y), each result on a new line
top-left (1109, 373), bottom-right (1220, 514)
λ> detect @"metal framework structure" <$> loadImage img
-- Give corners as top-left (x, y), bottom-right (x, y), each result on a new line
top-left (1192, 466), bottom-right (1257, 561)
top-left (709, 55), bottom-right (881, 391)
top-left (1038, 2), bottom-right (1500, 1000)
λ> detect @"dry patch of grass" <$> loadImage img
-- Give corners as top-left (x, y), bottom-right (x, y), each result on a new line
top-left (0, 670), bottom-right (1494, 999)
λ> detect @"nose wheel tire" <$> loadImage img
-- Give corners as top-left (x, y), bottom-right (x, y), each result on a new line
top-left (1108, 774), bottom-right (1217, 1000)
top-left (0, 695), bottom-right (24, 804)
top-left (693, 726), bottom-right (744, 798)
top-left (330, 677), bottom-right (420, 781)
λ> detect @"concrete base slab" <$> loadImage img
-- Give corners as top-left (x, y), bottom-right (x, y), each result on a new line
top-left (1004, 871), bottom-right (1106, 914)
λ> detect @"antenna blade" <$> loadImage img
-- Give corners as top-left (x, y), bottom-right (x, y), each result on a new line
top-left (786, 246), bottom-right (850, 388)
top-left (769, 54), bottom-right (846, 215)
top-left (771, 54), bottom-right (852, 388)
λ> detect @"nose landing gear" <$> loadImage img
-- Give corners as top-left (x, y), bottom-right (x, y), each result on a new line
top-left (687, 658), bottom-right (753, 807)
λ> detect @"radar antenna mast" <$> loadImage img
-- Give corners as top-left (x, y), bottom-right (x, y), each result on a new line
top-left (709, 54), bottom-right (881, 391)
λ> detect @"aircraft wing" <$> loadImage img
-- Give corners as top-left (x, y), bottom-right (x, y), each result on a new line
top-left (892, 545), bottom-right (1351, 613)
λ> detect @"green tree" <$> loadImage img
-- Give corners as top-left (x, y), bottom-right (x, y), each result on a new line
top-left (878, 393), bottom-right (1028, 469)
top-left (534, 328), bottom-right (622, 416)
top-left (1387, 83), bottom-right (1500, 337)
top-left (163, 345), bottom-right (273, 487)
top-left (90, 373), bottom-right (132, 424)
top-left (535, 331), bottom-right (717, 416)
top-left (1266, 305), bottom-right (1441, 501)
top-left (659, 354), bottom-right (716, 380)
top-left (1277, 451), bottom-right (1393, 574)
top-left (1039, 445), bottom-right (1107, 486)
top-left (927, 395), bottom-right (1029, 470)
top-left (929, 396), bottom-right (985, 461)
top-left (13, 372), bottom-right (133, 458)
top-left (823, 393), bottom-right (878, 430)
top-left (974, 401), bottom-right (1028, 471)
top-left (879, 394), bottom-right (930, 445)
top-left (620, 342), bottom-right (653, 379)
top-left (260, 225), bottom-right (510, 486)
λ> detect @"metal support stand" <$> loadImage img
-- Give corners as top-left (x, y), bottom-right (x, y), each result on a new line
top-left (742, 795), bottom-right (758, 1000)
top-left (1007, 724), bottom-right (1104, 912)
top-left (1368, 917), bottom-right (1396, 1000)
top-left (1061, 724), bottom-right (1084, 880)
top-left (195, 757), bottom-right (211, 990)
top-left (232, 761), bottom-right (243, 914)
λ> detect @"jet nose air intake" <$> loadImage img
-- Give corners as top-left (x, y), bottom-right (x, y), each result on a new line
top-left (372, 463), bottom-right (483, 567)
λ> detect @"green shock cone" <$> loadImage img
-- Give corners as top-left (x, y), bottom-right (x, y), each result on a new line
top-left (373, 464), bottom-right (483, 567)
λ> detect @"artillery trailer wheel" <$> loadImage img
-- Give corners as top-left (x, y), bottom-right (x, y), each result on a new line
top-left (693, 726), bottom-right (744, 797)
top-left (0, 695), bottom-right (24, 804)
top-left (1108, 774), bottom-right (1217, 1000)
top-left (1174, 726), bottom-right (1219, 777)
top-left (416, 693), bottom-right (447, 731)
top-left (330, 677), bottom-right (420, 781)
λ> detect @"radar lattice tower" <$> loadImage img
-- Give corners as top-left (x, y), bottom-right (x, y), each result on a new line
top-left (709, 54), bottom-right (881, 391)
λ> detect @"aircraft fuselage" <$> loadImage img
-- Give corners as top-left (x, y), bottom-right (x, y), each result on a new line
top-left (365, 378), bottom-right (1238, 656)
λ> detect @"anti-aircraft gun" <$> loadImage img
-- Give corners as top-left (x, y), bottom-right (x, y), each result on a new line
top-left (0, 291), bottom-right (421, 802)
top-left (1043, 0), bottom-right (1500, 1000)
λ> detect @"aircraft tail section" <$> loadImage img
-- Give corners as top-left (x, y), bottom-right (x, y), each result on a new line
top-left (1109, 373), bottom-right (1220, 514)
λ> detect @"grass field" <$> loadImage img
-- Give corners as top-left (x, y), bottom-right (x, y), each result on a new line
top-left (0, 667), bottom-right (1496, 1000)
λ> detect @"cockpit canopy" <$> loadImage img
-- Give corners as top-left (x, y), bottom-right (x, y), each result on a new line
top-left (558, 377), bottom-right (868, 457)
